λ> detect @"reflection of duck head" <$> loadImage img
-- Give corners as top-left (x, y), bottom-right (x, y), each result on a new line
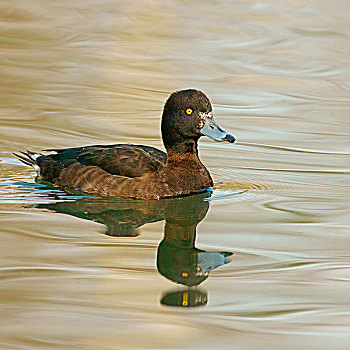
top-left (157, 193), bottom-right (233, 287)
top-left (157, 193), bottom-right (209, 287)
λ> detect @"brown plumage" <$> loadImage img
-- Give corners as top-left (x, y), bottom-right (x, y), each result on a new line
top-left (14, 89), bottom-right (236, 199)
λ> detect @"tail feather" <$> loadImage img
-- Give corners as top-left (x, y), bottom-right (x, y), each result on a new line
top-left (13, 151), bottom-right (43, 174)
top-left (13, 153), bottom-right (33, 166)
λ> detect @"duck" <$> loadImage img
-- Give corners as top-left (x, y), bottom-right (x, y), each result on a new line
top-left (15, 89), bottom-right (236, 199)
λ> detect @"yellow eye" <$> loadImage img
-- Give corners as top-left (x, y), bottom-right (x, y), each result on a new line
top-left (186, 108), bottom-right (193, 115)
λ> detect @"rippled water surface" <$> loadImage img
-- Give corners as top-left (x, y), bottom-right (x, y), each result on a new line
top-left (1, 1), bottom-right (350, 349)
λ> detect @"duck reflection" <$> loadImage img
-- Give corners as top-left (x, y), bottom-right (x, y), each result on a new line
top-left (37, 192), bottom-right (233, 307)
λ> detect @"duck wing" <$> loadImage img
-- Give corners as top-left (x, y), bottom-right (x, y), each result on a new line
top-left (46, 144), bottom-right (167, 178)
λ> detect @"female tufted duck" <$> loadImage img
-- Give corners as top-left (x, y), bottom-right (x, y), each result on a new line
top-left (15, 89), bottom-right (235, 199)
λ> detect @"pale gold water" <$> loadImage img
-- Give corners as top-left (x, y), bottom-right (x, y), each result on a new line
top-left (1, 1), bottom-right (350, 349)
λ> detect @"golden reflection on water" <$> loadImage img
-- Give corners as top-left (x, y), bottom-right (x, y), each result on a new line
top-left (1, 0), bottom-right (350, 349)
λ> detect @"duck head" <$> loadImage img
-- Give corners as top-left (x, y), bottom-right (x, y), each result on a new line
top-left (161, 89), bottom-right (236, 154)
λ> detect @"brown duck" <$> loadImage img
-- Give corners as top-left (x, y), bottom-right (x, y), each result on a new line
top-left (15, 89), bottom-right (235, 199)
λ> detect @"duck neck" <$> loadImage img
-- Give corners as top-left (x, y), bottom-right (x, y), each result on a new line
top-left (165, 139), bottom-right (200, 162)
top-left (163, 221), bottom-right (197, 247)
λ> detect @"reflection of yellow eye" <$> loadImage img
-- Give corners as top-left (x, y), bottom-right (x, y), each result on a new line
top-left (186, 108), bottom-right (193, 115)
top-left (182, 291), bottom-right (188, 307)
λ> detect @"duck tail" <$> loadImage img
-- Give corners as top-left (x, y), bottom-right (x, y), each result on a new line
top-left (13, 150), bottom-right (43, 173)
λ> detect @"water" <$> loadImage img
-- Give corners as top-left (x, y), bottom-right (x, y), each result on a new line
top-left (1, 0), bottom-right (350, 349)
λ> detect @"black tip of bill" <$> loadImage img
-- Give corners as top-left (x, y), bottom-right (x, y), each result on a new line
top-left (223, 134), bottom-right (236, 143)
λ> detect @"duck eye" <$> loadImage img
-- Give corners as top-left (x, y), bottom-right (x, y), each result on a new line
top-left (186, 108), bottom-right (193, 115)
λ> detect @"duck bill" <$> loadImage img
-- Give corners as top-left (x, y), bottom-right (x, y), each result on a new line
top-left (199, 112), bottom-right (236, 143)
top-left (197, 251), bottom-right (234, 273)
